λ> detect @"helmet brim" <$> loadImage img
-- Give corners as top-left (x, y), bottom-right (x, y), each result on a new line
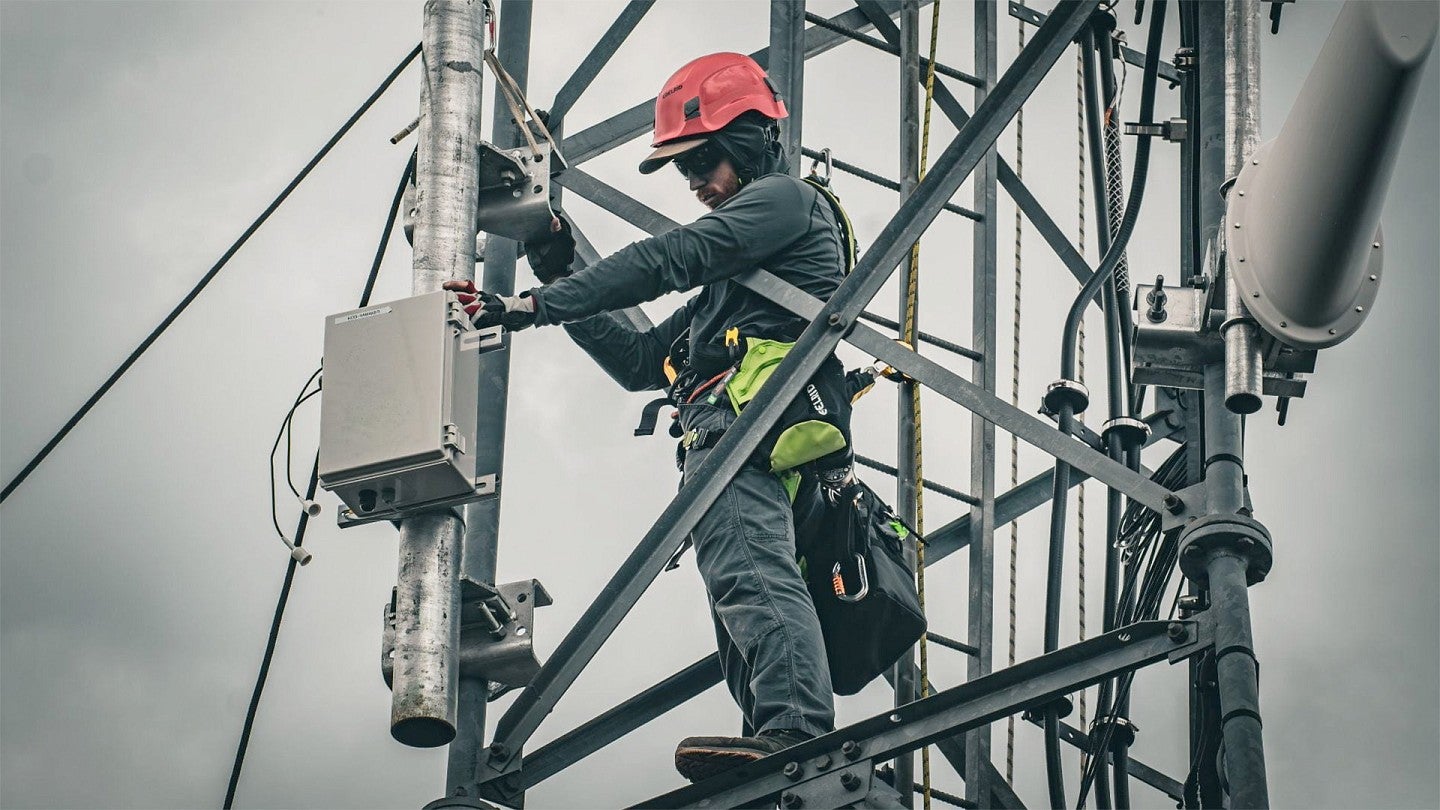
top-left (638, 137), bottom-right (708, 175)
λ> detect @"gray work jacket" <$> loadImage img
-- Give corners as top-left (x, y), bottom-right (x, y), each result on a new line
top-left (532, 173), bottom-right (846, 392)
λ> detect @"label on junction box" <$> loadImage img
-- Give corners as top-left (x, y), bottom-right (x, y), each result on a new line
top-left (334, 306), bottom-right (391, 325)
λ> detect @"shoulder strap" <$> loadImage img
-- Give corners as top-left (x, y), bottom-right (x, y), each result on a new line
top-left (803, 175), bottom-right (858, 274)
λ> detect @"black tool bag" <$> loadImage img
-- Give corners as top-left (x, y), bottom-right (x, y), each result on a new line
top-left (802, 480), bottom-right (927, 695)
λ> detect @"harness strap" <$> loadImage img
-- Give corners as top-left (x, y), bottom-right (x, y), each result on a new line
top-left (633, 396), bottom-right (673, 437)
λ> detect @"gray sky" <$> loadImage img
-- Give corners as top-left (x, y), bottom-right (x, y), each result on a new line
top-left (2, 1), bottom-right (1436, 808)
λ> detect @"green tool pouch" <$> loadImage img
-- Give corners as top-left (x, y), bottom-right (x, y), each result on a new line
top-left (726, 337), bottom-right (852, 473)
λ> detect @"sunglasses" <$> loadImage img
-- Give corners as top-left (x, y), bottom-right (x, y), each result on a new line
top-left (674, 142), bottom-right (726, 179)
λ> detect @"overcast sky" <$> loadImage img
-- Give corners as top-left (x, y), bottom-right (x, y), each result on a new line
top-left (2, 1), bottom-right (1436, 808)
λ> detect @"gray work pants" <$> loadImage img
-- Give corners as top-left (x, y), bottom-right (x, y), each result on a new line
top-left (679, 401), bottom-right (835, 738)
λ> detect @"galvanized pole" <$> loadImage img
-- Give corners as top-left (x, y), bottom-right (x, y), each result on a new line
top-left (1194, 1), bottom-right (1269, 805)
top-left (893, 6), bottom-right (920, 802)
top-left (393, 0), bottom-right (486, 750)
top-left (769, 0), bottom-right (806, 175)
top-left (446, 0), bottom-right (531, 800)
top-left (964, 0), bottom-right (998, 806)
top-left (1219, 0), bottom-right (1263, 414)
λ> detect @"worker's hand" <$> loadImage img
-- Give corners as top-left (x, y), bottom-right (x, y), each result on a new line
top-left (442, 281), bottom-right (538, 331)
top-left (524, 215), bottom-right (576, 284)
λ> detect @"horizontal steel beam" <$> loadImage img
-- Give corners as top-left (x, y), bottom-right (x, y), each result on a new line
top-left (633, 619), bottom-right (1206, 808)
top-left (1007, 1), bottom-right (1182, 84)
top-left (802, 10), bottom-right (983, 86)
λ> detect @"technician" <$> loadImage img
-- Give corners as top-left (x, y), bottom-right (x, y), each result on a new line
top-left (446, 52), bottom-right (852, 781)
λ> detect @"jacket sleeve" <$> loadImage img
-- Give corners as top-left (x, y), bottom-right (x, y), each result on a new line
top-left (561, 299), bottom-right (697, 392)
top-left (533, 176), bottom-right (810, 325)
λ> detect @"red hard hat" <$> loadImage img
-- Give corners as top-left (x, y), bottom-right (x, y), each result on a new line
top-left (639, 52), bottom-right (788, 174)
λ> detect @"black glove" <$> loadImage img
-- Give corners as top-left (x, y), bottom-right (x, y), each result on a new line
top-left (443, 281), bottom-right (539, 331)
top-left (525, 215), bottom-right (576, 284)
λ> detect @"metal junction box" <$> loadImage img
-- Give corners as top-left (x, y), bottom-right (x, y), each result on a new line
top-left (318, 291), bottom-right (501, 524)
top-left (1131, 280), bottom-right (1314, 399)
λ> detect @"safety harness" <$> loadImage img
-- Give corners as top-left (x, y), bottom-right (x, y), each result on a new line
top-left (634, 169), bottom-right (858, 456)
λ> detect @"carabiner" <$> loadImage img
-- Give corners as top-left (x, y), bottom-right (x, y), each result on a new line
top-left (808, 147), bottom-right (834, 186)
top-left (832, 553), bottom-right (870, 603)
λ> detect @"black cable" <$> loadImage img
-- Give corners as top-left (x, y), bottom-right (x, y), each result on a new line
top-left (224, 461), bottom-right (319, 810)
top-left (284, 372), bottom-right (325, 501)
top-left (1042, 404), bottom-right (1076, 810)
top-left (1, 42), bottom-right (422, 506)
top-left (1044, 7), bottom-right (1168, 802)
top-left (270, 373), bottom-right (321, 543)
top-left (1060, 1), bottom-right (1167, 381)
top-left (224, 152), bottom-right (414, 809)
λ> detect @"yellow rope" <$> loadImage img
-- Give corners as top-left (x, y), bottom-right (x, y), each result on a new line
top-left (1074, 46), bottom-right (1089, 760)
top-left (906, 3), bottom-right (941, 807)
top-left (1005, 0), bottom-right (1026, 787)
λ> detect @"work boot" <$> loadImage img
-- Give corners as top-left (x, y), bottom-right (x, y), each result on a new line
top-left (673, 728), bottom-right (814, 782)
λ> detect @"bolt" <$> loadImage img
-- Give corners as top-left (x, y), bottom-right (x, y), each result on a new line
top-left (1119, 632), bottom-right (1133, 642)
top-left (488, 742), bottom-right (508, 760)
top-left (783, 762), bottom-right (802, 781)
top-left (1373, 241), bottom-right (1381, 248)
top-left (1167, 622), bottom-right (1188, 641)
top-left (1163, 494), bottom-right (1184, 514)
top-left (841, 740), bottom-right (862, 760)
top-left (1237, 190), bottom-right (1245, 196)
top-left (1369, 274), bottom-right (1378, 281)
top-left (1280, 321), bottom-right (1288, 328)
top-left (782, 792), bottom-right (804, 808)
top-left (1178, 595), bottom-right (1204, 615)
top-left (1355, 306), bottom-right (1365, 313)
top-left (815, 754), bottom-right (832, 771)
top-left (840, 772), bottom-right (863, 791)
top-left (1234, 222), bottom-right (1241, 229)
top-left (827, 313), bottom-right (845, 329)
top-left (1329, 329), bottom-right (1337, 335)
top-left (1251, 291), bottom-right (1260, 297)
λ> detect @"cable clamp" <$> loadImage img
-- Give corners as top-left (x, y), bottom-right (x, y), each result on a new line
top-left (1042, 378), bottom-right (1091, 416)
top-left (1101, 416), bottom-right (1151, 449)
top-left (1087, 714), bottom-right (1139, 748)
top-left (1125, 117), bottom-right (1188, 143)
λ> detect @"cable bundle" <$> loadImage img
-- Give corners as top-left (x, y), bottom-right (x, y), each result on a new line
top-left (1075, 442), bottom-right (1189, 807)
